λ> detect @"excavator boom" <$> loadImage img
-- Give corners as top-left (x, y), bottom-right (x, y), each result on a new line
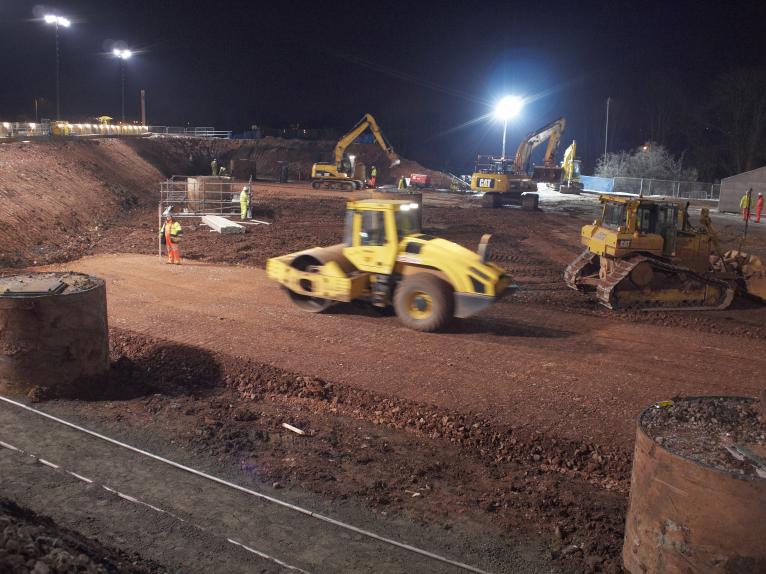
top-left (333, 113), bottom-right (400, 168)
top-left (312, 113), bottom-right (400, 191)
top-left (514, 117), bottom-right (566, 172)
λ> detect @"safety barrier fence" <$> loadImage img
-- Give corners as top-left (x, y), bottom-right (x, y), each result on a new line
top-left (581, 175), bottom-right (720, 200)
top-left (0, 122), bottom-right (51, 138)
top-left (0, 121), bottom-right (148, 138)
top-left (147, 126), bottom-right (232, 139)
top-left (1, 122), bottom-right (230, 139)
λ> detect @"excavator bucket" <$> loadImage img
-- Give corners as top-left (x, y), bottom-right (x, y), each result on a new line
top-left (723, 250), bottom-right (766, 301)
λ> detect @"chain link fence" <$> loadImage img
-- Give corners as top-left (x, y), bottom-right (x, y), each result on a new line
top-left (581, 175), bottom-right (720, 200)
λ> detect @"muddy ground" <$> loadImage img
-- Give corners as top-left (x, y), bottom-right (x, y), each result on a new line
top-left (3, 138), bottom-right (766, 572)
top-left (0, 496), bottom-right (162, 573)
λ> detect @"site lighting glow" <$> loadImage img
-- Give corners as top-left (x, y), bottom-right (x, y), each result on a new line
top-left (495, 95), bottom-right (524, 120)
top-left (113, 48), bottom-right (132, 60)
top-left (44, 14), bottom-right (71, 27)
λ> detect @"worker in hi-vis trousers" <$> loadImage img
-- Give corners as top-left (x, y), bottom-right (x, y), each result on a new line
top-left (160, 213), bottom-right (183, 264)
top-left (240, 186), bottom-right (250, 220)
top-left (756, 192), bottom-right (764, 224)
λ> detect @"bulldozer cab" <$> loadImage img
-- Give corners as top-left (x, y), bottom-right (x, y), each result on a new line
top-left (596, 196), bottom-right (692, 258)
top-left (633, 201), bottom-right (680, 256)
top-left (342, 200), bottom-right (420, 273)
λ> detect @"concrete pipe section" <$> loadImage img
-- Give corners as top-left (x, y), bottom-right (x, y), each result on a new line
top-left (623, 396), bottom-right (766, 573)
top-left (0, 272), bottom-right (109, 397)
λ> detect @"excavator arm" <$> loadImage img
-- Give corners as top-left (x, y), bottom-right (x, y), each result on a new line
top-left (561, 140), bottom-right (576, 181)
top-left (513, 117), bottom-right (566, 172)
top-left (333, 113), bottom-right (401, 168)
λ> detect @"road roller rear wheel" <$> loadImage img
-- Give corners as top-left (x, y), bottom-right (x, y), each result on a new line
top-left (394, 274), bottom-right (454, 332)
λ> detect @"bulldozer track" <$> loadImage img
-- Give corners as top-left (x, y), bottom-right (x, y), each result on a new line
top-left (596, 255), bottom-right (734, 311)
top-left (564, 250), bottom-right (596, 290)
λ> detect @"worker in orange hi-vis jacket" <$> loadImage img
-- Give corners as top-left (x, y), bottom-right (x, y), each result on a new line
top-left (756, 192), bottom-right (764, 223)
top-left (159, 213), bottom-right (183, 264)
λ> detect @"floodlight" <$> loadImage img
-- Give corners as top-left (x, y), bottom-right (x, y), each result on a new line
top-left (495, 96), bottom-right (523, 120)
top-left (44, 15), bottom-right (71, 27)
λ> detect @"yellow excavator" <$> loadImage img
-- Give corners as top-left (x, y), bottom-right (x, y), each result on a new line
top-left (471, 117), bottom-right (566, 208)
top-left (267, 198), bottom-right (514, 331)
top-left (565, 195), bottom-right (766, 310)
top-left (311, 114), bottom-right (401, 191)
top-left (558, 140), bottom-right (583, 194)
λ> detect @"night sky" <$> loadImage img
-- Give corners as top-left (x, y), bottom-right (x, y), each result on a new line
top-left (1, 1), bottom-right (765, 174)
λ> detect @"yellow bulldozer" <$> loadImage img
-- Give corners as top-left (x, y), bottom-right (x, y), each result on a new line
top-left (311, 114), bottom-right (400, 191)
top-left (565, 195), bottom-right (766, 310)
top-left (267, 199), bottom-right (514, 331)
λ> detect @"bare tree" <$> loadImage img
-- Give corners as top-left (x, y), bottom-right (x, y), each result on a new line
top-left (596, 143), bottom-right (697, 181)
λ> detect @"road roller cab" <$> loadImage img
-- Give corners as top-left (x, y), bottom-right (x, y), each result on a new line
top-left (266, 199), bottom-right (514, 331)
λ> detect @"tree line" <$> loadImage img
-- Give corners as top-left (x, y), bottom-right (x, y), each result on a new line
top-left (598, 68), bottom-right (766, 182)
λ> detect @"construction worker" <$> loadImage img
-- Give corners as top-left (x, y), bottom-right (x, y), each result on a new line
top-left (756, 192), bottom-right (764, 224)
top-left (397, 176), bottom-right (406, 190)
top-left (369, 165), bottom-right (377, 188)
top-left (240, 186), bottom-right (250, 220)
top-left (211, 158), bottom-right (219, 176)
top-left (219, 166), bottom-right (228, 177)
top-left (159, 213), bottom-right (183, 264)
top-left (740, 190), bottom-right (752, 222)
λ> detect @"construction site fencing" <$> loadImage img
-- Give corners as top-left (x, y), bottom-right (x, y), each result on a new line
top-left (0, 121), bottom-right (51, 138)
top-left (1, 121), bottom-right (149, 138)
top-left (159, 176), bottom-right (245, 219)
top-left (581, 175), bottom-right (720, 200)
top-left (148, 126), bottom-right (232, 139)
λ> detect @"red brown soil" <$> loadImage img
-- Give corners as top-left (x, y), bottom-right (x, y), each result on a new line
top-left (4, 138), bottom-right (766, 572)
top-left (0, 497), bottom-right (162, 573)
top-left (0, 139), bottom-right (161, 268)
top-left (37, 328), bottom-right (626, 572)
top-left (642, 397), bottom-right (766, 474)
top-left (123, 135), bottom-right (453, 187)
top-left (0, 137), bottom-right (447, 269)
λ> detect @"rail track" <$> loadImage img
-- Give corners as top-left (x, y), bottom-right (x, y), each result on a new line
top-left (0, 395), bottom-right (496, 574)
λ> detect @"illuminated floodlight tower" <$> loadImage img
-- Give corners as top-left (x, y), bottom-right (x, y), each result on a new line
top-left (112, 48), bottom-right (133, 122)
top-left (495, 95), bottom-right (523, 159)
top-left (43, 14), bottom-right (72, 120)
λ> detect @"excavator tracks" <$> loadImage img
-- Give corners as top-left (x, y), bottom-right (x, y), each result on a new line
top-left (595, 255), bottom-right (734, 311)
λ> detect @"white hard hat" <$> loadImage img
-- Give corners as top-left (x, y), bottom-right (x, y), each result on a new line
top-left (242, 186), bottom-right (248, 192)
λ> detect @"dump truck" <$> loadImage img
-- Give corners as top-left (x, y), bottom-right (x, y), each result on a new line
top-left (565, 195), bottom-right (766, 310)
top-left (267, 199), bottom-right (514, 331)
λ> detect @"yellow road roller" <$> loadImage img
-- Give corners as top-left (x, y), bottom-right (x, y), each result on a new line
top-left (266, 199), bottom-right (514, 331)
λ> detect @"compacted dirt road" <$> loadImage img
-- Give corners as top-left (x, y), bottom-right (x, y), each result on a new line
top-left (55, 252), bottom-right (766, 451)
